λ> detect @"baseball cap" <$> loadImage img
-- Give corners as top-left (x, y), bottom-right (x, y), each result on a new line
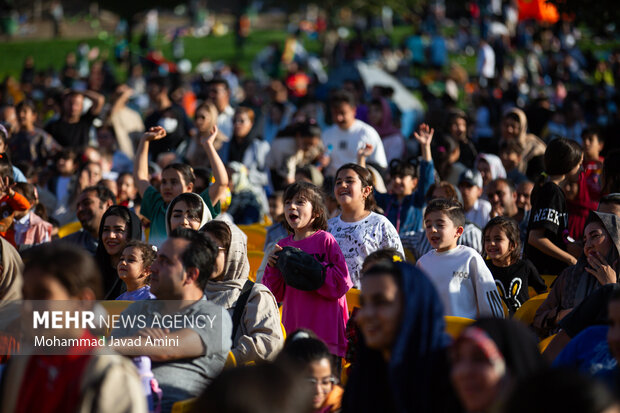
top-left (459, 169), bottom-right (483, 188)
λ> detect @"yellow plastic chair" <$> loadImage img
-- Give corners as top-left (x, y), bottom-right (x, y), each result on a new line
top-left (513, 293), bottom-right (549, 326)
top-left (171, 398), bottom-right (197, 413)
top-left (541, 275), bottom-right (557, 289)
top-left (528, 286), bottom-right (537, 298)
top-left (444, 316), bottom-right (475, 339)
top-left (58, 221), bottom-right (82, 238)
top-left (99, 300), bottom-right (134, 336)
top-left (539, 334), bottom-right (556, 353)
top-left (346, 289), bottom-right (361, 314)
top-left (247, 250), bottom-right (264, 282)
top-left (238, 225), bottom-right (267, 251)
top-left (225, 351), bottom-right (237, 369)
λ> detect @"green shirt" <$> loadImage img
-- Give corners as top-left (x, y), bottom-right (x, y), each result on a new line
top-left (141, 186), bottom-right (220, 247)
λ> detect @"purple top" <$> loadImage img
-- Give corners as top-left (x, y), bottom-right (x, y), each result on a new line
top-left (116, 285), bottom-right (156, 301)
top-left (263, 230), bottom-right (353, 356)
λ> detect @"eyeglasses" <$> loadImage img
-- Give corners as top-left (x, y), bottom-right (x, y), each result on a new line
top-left (306, 377), bottom-right (336, 387)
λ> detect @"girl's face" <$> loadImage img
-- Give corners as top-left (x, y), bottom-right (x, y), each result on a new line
top-left (204, 231), bottom-right (226, 279)
top-left (169, 200), bottom-right (202, 232)
top-left (356, 274), bottom-right (402, 357)
top-left (477, 159), bottom-right (492, 187)
top-left (57, 156), bottom-right (76, 176)
top-left (233, 112), bottom-right (253, 138)
top-left (307, 358), bottom-right (335, 410)
top-left (117, 246), bottom-right (147, 283)
top-left (117, 174), bottom-right (137, 203)
top-left (484, 226), bottom-right (513, 265)
top-left (334, 169), bottom-right (371, 211)
top-left (284, 193), bottom-right (316, 233)
top-left (101, 215), bottom-right (128, 257)
top-left (583, 221), bottom-right (612, 260)
top-left (81, 163), bottom-right (102, 187)
top-left (195, 107), bottom-right (213, 133)
top-left (451, 340), bottom-right (504, 413)
top-left (161, 169), bottom-right (192, 204)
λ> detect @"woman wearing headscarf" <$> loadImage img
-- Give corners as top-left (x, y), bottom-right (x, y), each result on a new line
top-left (0, 238), bottom-right (23, 363)
top-left (450, 318), bottom-right (547, 413)
top-left (165, 192), bottom-right (212, 235)
top-left (475, 153), bottom-right (507, 190)
top-left (202, 219), bottom-right (284, 365)
top-left (343, 260), bottom-right (459, 413)
top-left (534, 211), bottom-right (620, 337)
top-left (95, 205), bottom-right (142, 300)
top-left (499, 108), bottom-right (546, 174)
top-left (368, 98), bottom-right (405, 163)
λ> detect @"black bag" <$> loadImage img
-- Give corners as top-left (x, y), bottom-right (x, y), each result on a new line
top-left (275, 246), bottom-right (326, 291)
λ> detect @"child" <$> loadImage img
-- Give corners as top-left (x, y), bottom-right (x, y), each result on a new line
top-left (327, 163), bottom-right (404, 288)
top-left (582, 127), bottom-right (604, 201)
top-left (498, 140), bottom-right (528, 185)
top-left (373, 123), bottom-right (435, 235)
top-left (263, 182), bottom-right (353, 359)
top-left (276, 330), bottom-right (343, 413)
top-left (12, 182), bottom-right (52, 250)
top-left (525, 138), bottom-right (583, 275)
top-left (483, 216), bottom-right (547, 315)
top-left (265, 191), bottom-right (288, 251)
top-left (116, 240), bottom-right (157, 300)
top-left (458, 169), bottom-right (491, 230)
top-left (134, 125), bottom-right (227, 246)
top-left (0, 154), bottom-right (30, 247)
top-left (116, 172), bottom-right (138, 208)
top-left (416, 199), bottom-right (504, 319)
top-left (12, 99), bottom-right (60, 167)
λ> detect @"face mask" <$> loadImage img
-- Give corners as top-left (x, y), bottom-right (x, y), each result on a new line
top-left (159, 117), bottom-right (178, 134)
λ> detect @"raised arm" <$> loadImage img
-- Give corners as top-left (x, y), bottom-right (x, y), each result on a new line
top-left (413, 123), bottom-right (434, 162)
top-left (82, 89), bottom-right (105, 116)
top-left (200, 125), bottom-right (229, 207)
top-left (134, 126), bottom-right (167, 198)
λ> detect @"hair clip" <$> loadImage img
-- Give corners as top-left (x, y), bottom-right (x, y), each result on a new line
top-left (291, 331), bottom-right (311, 342)
top-left (151, 245), bottom-right (158, 252)
top-left (392, 255), bottom-right (403, 262)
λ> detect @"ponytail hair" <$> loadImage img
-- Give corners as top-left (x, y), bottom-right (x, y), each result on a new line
top-left (335, 163), bottom-right (378, 212)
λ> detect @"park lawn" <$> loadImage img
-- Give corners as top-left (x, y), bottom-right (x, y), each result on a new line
top-left (0, 29), bottom-right (322, 81)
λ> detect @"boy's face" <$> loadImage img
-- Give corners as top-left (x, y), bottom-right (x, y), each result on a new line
top-left (424, 210), bottom-right (464, 252)
top-left (583, 134), bottom-right (603, 159)
top-left (499, 150), bottom-right (521, 171)
top-left (330, 102), bottom-right (356, 130)
top-left (391, 174), bottom-right (417, 197)
top-left (458, 183), bottom-right (481, 211)
top-left (449, 118), bottom-right (467, 141)
top-left (17, 106), bottom-right (35, 128)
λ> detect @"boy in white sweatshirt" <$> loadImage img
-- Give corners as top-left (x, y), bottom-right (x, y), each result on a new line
top-left (417, 198), bottom-right (504, 319)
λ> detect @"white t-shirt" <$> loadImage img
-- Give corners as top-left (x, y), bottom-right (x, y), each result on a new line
top-left (417, 245), bottom-right (504, 319)
top-left (328, 212), bottom-right (404, 288)
top-left (323, 120), bottom-right (388, 176)
top-left (477, 43), bottom-right (496, 79)
top-left (217, 105), bottom-right (235, 140)
top-left (465, 199), bottom-right (492, 230)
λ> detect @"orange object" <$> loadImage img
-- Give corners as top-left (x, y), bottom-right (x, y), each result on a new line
top-left (518, 0), bottom-right (559, 23)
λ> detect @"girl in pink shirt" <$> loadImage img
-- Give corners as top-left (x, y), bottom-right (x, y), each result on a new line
top-left (263, 182), bottom-right (352, 357)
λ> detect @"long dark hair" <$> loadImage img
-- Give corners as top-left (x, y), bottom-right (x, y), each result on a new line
top-left (483, 216), bottom-right (521, 264)
top-left (282, 182), bottom-right (328, 232)
top-left (95, 205), bottom-right (142, 299)
top-left (335, 163), bottom-right (378, 212)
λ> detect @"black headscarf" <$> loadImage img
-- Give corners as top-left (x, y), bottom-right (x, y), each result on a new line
top-left (94, 206), bottom-right (142, 300)
top-left (343, 262), bottom-right (459, 413)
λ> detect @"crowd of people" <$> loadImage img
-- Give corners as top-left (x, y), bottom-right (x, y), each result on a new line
top-left (0, 4), bottom-right (620, 412)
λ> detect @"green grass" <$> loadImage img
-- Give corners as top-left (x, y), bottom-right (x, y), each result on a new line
top-left (0, 29), bottom-right (322, 81)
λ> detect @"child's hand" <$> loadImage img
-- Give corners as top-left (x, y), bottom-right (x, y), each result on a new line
top-left (200, 125), bottom-right (219, 147)
top-left (268, 244), bottom-right (283, 268)
top-left (143, 126), bottom-right (167, 142)
top-left (357, 143), bottom-right (374, 159)
top-left (413, 123), bottom-right (434, 146)
top-left (0, 176), bottom-right (14, 198)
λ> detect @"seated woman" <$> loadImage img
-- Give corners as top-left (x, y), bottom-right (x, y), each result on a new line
top-left (534, 211), bottom-right (620, 337)
top-left (343, 260), bottom-right (459, 412)
top-left (277, 329), bottom-right (343, 413)
top-left (95, 205), bottom-right (142, 299)
top-left (202, 219), bottom-right (284, 365)
top-left (450, 318), bottom-right (546, 413)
